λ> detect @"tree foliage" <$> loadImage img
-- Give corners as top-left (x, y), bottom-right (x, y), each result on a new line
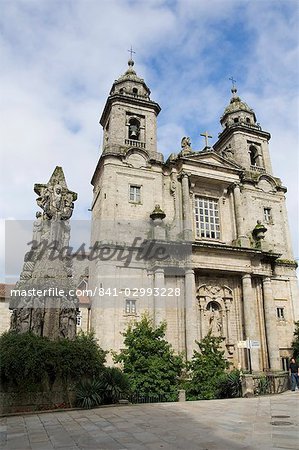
top-left (0, 331), bottom-right (107, 392)
top-left (291, 321), bottom-right (299, 359)
top-left (114, 315), bottom-right (184, 397)
top-left (185, 332), bottom-right (229, 400)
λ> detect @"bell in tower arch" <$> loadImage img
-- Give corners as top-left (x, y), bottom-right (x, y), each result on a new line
top-left (128, 117), bottom-right (140, 140)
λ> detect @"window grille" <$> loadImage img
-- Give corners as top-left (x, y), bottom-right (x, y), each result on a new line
top-left (195, 197), bottom-right (220, 239)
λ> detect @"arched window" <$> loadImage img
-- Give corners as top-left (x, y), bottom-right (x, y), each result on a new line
top-left (206, 301), bottom-right (220, 312)
top-left (132, 87), bottom-right (138, 95)
top-left (246, 117), bottom-right (250, 124)
top-left (249, 145), bottom-right (259, 166)
top-left (119, 88), bottom-right (124, 94)
top-left (128, 117), bottom-right (140, 140)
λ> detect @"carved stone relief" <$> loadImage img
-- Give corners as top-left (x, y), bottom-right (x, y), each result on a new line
top-left (196, 283), bottom-right (235, 354)
top-left (10, 166), bottom-right (78, 340)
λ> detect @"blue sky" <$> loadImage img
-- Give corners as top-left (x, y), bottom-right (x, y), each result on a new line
top-left (1, 0), bottom-right (298, 279)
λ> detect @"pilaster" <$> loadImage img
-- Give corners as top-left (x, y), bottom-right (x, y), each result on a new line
top-left (180, 173), bottom-right (193, 241)
top-left (185, 268), bottom-right (197, 360)
top-left (242, 274), bottom-right (260, 371)
top-left (232, 183), bottom-right (250, 247)
top-left (262, 277), bottom-right (280, 371)
top-left (154, 268), bottom-right (165, 326)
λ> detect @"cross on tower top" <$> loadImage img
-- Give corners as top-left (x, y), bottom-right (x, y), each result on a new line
top-left (229, 76), bottom-right (236, 88)
top-left (128, 46), bottom-right (136, 60)
top-left (200, 131), bottom-right (213, 148)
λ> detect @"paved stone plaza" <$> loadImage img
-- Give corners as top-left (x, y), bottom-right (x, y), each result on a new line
top-left (0, 391), bottom-right (298, 450)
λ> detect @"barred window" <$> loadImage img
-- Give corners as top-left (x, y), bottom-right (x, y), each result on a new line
top-left (281, 357), bottom-right (289, 371)
top-left (125, 299), bottom-right (136, 315)
top-left (76, 310), bottom-right (82, 327)
top-left (195, 197), bottom-right (220, 239)
top-left (264, 207), bottom-right (272, 223)
top-left (277, 307), bottom-right (285, 319)
top-left (129, 185), bottom-right (141, 203)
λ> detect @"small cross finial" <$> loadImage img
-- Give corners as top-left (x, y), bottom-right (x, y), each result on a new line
top-left (128, 45), bottom-right (136, 60)
top-left (200, 131), bottom-right (213, 147)
top-left (229, 76), bottom-right (236, 88)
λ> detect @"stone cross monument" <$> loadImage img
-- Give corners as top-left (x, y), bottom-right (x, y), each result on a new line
top-left (10, 166), bottom-right (78, 340)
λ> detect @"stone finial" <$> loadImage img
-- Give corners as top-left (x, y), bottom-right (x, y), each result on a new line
top-left (34, 166), bottom-right (77, 221)
top-left (150, 204), bottom-right (166, 221)
top-left (252, 220), bottom-right (267, 248)
top-left (253, 220), bottom-right (267, 237)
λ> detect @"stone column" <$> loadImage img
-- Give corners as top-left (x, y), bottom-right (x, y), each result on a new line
top-left (224, 298), bottom-right (232, 343)
top-left (185, 269), bottom-right (196, 360)
top-left (154, 268), bottom-right (165, 326)
top-left (242, 274), bottom-right (260, 372)
top-left (178, 390), bottom-right (186, 402)
top-left (256, 149), bottom-right (264, 168)
top-left (181, 173), bottom-right (193, 240)
top-left (198, 297), bottom-right (205, 341)
top-left (262, 277), bottom-right (280, 371)
top-left (232, 184), bottom-right (249, 247)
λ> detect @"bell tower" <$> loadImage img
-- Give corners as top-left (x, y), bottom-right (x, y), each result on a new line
top-left (214, 84), bottom-right (273, 175)
top-left (100, 58), bottom-right (161, 153)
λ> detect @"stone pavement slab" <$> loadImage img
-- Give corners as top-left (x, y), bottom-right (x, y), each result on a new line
top-left (0, 391), bottom-right (298, 449)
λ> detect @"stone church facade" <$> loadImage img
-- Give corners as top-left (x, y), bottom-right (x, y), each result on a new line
top-left (88, 59), bottom-right (298, 371)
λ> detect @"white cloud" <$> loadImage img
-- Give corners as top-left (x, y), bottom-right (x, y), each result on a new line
top-left (1, 0), bottom-right (298, 280)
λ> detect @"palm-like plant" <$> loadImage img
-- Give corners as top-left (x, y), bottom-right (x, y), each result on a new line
top-left (218, 370), bottom-right (242, 398)
top-left (76, 378), bottom-right (103, 408)
top-left (100, 367), bottom-right (130, 403)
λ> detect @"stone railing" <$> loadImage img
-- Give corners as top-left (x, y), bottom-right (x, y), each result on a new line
top-left (241, 372), bottom-right (289, 397)
top-left (250, 165), bottom-right (266, 173)
top-left (125, 139), bottom-right (146, 149)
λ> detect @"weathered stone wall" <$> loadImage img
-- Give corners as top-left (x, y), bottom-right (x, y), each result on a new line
top-left (0, 298), bottom-right (10, 335)
top-left (0, 389), bottom-right (76, 415)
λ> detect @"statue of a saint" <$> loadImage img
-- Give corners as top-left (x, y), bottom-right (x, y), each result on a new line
top-left (179, 136), bottom-right (192, 156)
top-left (208, 304), bottom-right (222, 336)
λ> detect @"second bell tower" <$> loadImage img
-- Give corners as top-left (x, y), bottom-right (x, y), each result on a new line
top-left (100, 58), bottom-right (161, 154)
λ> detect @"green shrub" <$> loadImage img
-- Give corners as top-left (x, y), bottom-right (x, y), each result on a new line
top-left (75, 367), bottom-right (130, 408)
top-left (0, 331), bottom-right (51, 391)
top-left (100, 367), bottom-right (130, 404)
top-left (53, 331), bottom-right (107, 385)
top-left (217, 369), bottom-right (242, 398)
top-left (255, 376), bottom-right (270, 395)
top-left (185, 332), bottom-right (230, 400)
top-left (0, 331), bottom-right (107, 393)
top-left (75, 378), bottom-right (103, 409)
top-left (291, 321), bottom-right (299, 359)
top-left (114, 315), bottom-right (184, 397)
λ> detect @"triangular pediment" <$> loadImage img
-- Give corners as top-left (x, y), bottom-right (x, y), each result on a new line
top-left (180, 150), bottom-right (243, 171)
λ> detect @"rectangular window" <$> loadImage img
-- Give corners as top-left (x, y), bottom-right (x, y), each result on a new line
top-left (277, 307), bottom-right (285, 319)
top-left (281, 357), bottom-right (289, 371)
top-left (125, 299), bottom-right (136, 315)
top-left (264, 207), bottom-right (272, 223)
top-left (129, 185), bottom-right (141, 203)
top-left (194, 197), bottom-right (220, 239)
